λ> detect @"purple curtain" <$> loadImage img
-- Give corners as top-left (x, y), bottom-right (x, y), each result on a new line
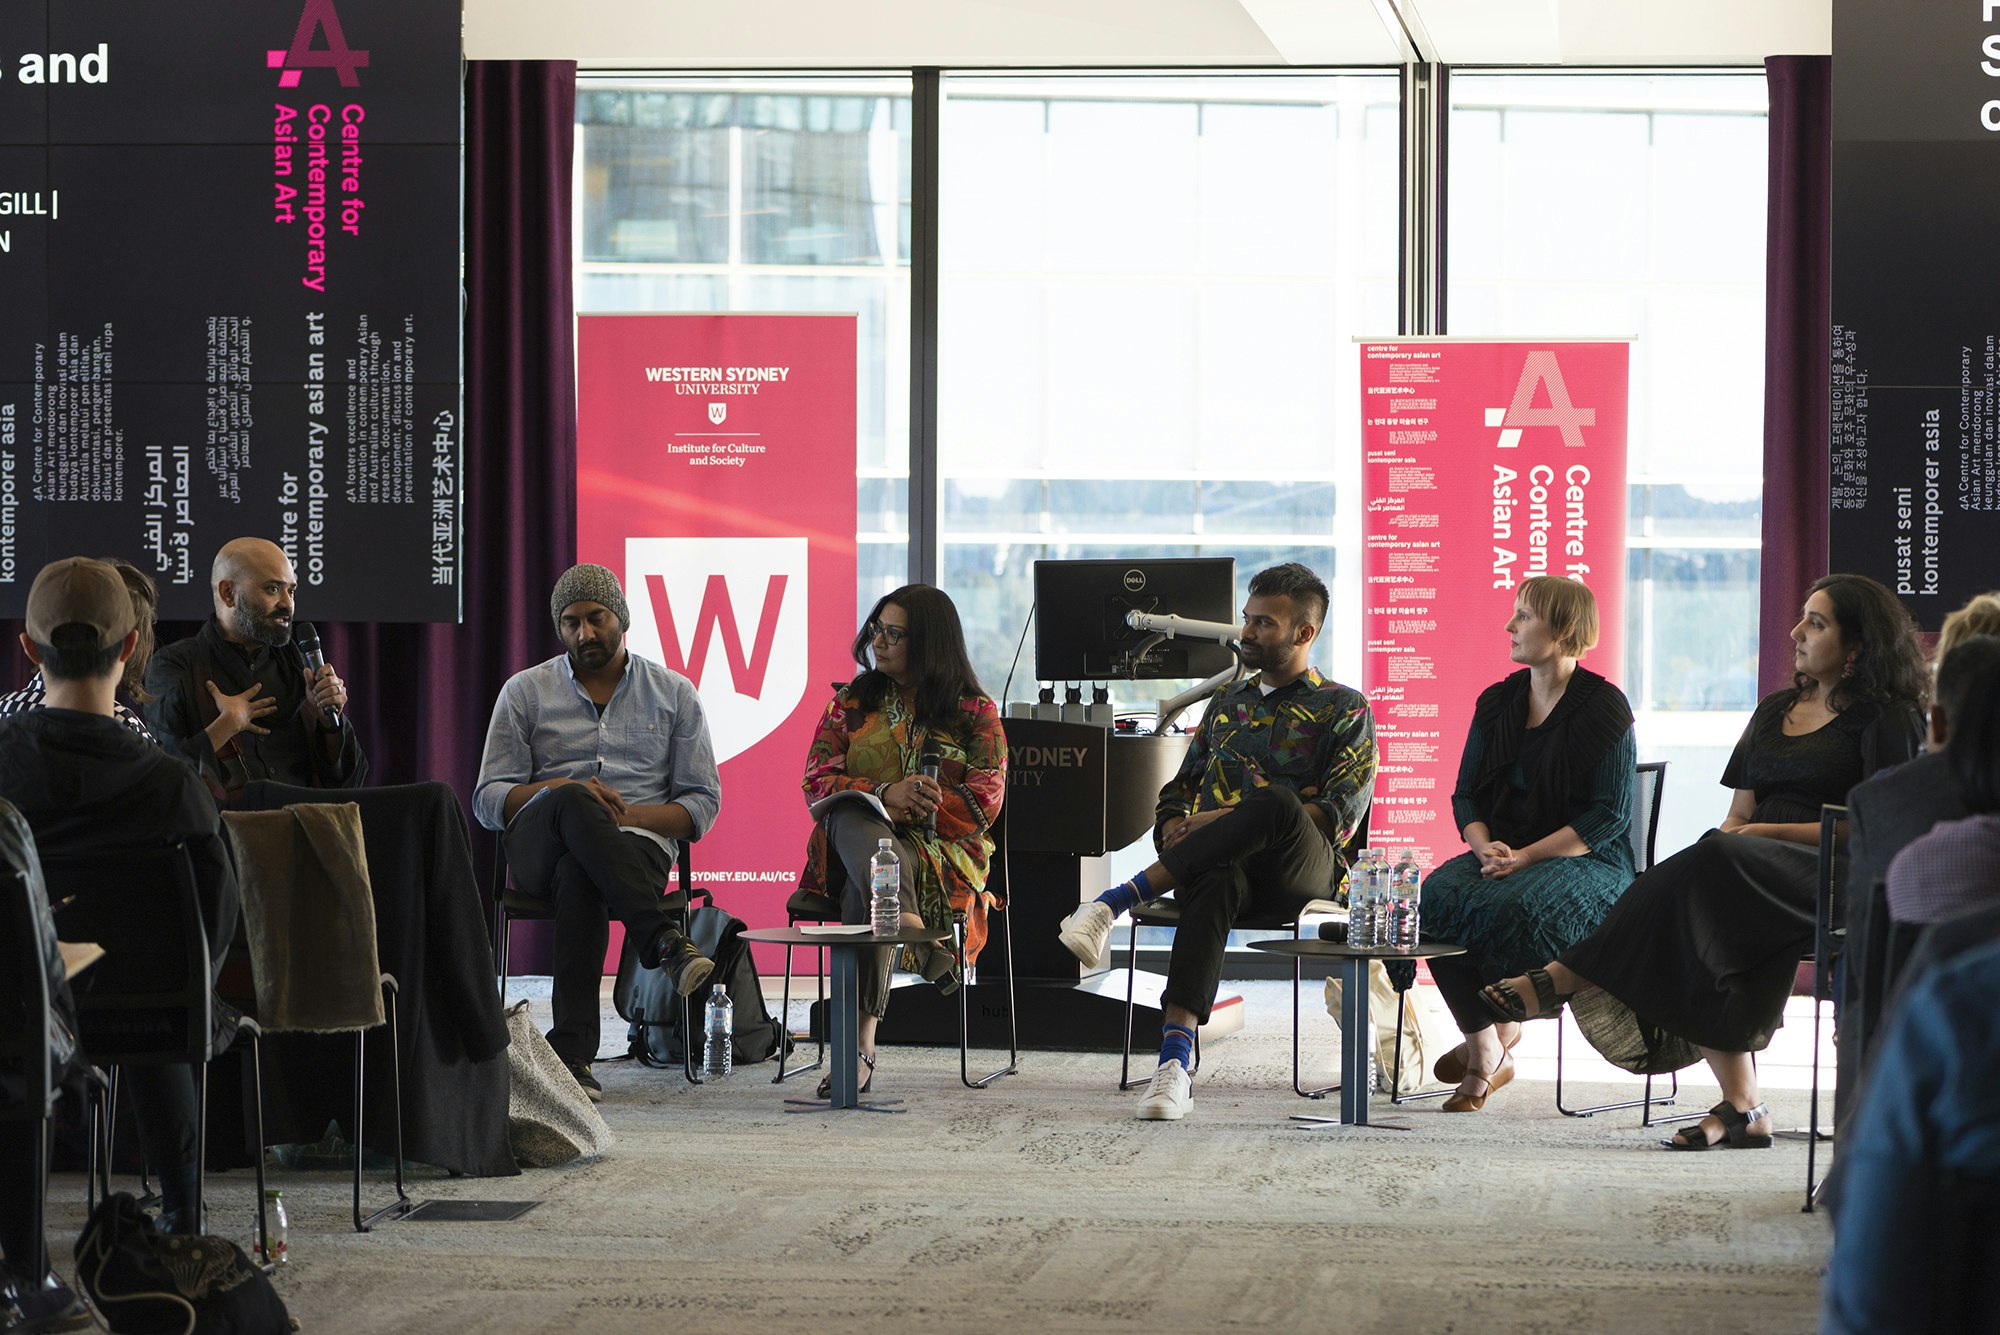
top-left (1760, 56), bottom-right (1832, 695)
top-left (315, 60), bottom-right (577, 805)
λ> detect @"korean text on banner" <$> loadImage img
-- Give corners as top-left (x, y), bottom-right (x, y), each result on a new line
top-left (1358, 340), bottom-right (1629, 870)
top-left (577, 314), bottom-right (858, 964)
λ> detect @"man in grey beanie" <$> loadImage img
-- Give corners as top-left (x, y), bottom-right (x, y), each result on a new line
top-left (474, 563), bottom-right (722, 1099)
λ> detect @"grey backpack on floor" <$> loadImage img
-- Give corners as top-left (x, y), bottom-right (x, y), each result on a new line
top-left (614, 899), bottom-right (787, 1067)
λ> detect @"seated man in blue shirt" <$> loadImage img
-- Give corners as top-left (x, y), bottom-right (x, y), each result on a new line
top-left (475, 564), bottom-right (722, 1099)
top-left (1058, 563), bottom-right (1378, 1121)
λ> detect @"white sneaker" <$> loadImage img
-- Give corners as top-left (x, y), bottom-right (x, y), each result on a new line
top-left (1057, 901), bottom-right (1114, 969)
top-left (1135, 1059), bottom-right (1193, 1121)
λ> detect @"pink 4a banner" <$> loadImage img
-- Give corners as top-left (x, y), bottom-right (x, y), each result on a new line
top-left (576, 314), bottom-right (858, 967)
top-left (1358, 339), bottom-right (1630, 871)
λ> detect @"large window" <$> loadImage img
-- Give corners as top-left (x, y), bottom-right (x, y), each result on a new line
top-left (575, 78), bottom-right (914, 604)
top-left (573, 67), bottom-right (1771, 857)
top-left (937, 73), bottom-right (1400, 709)
top-left (1447, 72), bottom-right (1768, 850)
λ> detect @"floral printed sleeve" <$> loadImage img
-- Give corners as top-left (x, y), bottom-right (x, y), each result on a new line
top-left (801, 692), bottom-right (877, 804)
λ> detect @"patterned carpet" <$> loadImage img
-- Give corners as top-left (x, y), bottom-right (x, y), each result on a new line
top-left (38, 980), bottom-right (1833, 1333)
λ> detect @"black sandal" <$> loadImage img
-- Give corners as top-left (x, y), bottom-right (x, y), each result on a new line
top-left (1479, 968), bottom-right (1568, 1024)
top-left (1662, 1100), bottom-right (1772, 1151)
top-left (918, 945), bottom-right (961, 997)
top-left (815, 1052), bottom-right (875, 1100)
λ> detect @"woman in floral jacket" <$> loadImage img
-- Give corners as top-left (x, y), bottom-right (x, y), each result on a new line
top-left (800, 584), bottom-right (1006, 1095)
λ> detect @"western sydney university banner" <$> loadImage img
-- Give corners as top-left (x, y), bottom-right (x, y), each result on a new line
top-left (577, 313), bottom-right (858, 967)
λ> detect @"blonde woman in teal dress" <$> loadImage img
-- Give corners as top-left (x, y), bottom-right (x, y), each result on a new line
top-left (1420, 575), bottom-right (1635, 1112)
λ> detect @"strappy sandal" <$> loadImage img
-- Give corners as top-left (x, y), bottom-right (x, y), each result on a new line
top-left (1478, 968), bottom-right (1568, 1024)
top-left (1440, 1053), bottom-right (1515, 1113)
top-left (1433, 1028), bottom-right (1523, 1084)
top-left (815, 1052), bottom-right (875, 1100)
top-left (1662, 1100), bottom-right (1773, 1151)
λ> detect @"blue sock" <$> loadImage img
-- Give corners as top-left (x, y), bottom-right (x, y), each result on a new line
top-left (1095, 870), bottom-right (1157, 917)
top-left (1158, 1022), bottom-right (1195, 1071)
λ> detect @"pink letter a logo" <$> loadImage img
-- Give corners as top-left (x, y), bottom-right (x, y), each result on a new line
top-left (648, 574), bottom-right (788, 699)
top-left (1502, 350), bottom-right (1596, 448)
top-left (268, 0), bottom-right (370, 88)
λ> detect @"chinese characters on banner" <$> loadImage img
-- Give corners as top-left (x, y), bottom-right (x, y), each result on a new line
top-left (1358, 340), bottom-right (1629, 871)
top-left (576, 314), bottom-right (858, 965)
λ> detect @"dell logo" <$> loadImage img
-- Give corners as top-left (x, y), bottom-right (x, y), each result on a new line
top-left (1122, 569), bottom-right (1146, 592)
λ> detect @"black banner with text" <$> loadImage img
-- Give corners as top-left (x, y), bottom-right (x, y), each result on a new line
top-left (1830, 2), bottom-right (2000, 626)
top-left (0, 0), bottom-right (462, 620)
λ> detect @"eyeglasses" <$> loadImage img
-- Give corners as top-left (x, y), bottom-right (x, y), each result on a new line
top-left (866, 621), bottom-right (908, 646)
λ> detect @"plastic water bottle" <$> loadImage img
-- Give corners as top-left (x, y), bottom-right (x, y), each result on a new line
top-left (703, 986), bottom-right (734, 1079)
top-left (870, 838), bottom-right (901, 936)
top-left (255, 1188), bottom-right (288, 1266)
top-left (1347, 848), bottom-right (1378, 946)
top-left (1389, 849), bottom-right (1423, 949)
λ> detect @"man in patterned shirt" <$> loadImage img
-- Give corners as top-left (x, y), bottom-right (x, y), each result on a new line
top-left (1059, 562), bottom-right (1377, 1120)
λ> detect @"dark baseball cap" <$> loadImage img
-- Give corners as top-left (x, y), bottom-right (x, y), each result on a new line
top-left (25, 557), bottom-right (138, 649)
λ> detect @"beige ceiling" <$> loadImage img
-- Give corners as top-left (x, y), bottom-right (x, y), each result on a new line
top-left (463, 0), bottom-right (1830, 66)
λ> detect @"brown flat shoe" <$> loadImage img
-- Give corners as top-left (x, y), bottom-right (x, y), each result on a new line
top-left (1440, 1054), bottom-right (1514, 1113)
top-left (1432, 1028), bottom-right (1523, 1084)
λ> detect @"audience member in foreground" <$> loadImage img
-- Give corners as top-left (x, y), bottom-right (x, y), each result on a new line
top-left (1836, 604), bottom-right (2000, 1122)
top-left (1883, 656), bottom-right (2000, 925)
top-left (1058, 563), bottom-right (1376, 1121)
top-left (0, 556), bottom-right (160, 742)
top-left (143, 537), bottom-right (366, 794)
top-left (474, 563), bottom-right (720, 1100)
top-left (0, 797), bottom-right (93, 1332)
top-left (1821, 938), bottom-right (2000, 1335)
top-left (1418, 576), bottom-right (1635, 1112)
top-left (797, 584), bottom-right (1006, 1098)
top-left (1481, 573), bottom-right (1925, 1150)
top-left (0, 558), bottom-right (241, 1233)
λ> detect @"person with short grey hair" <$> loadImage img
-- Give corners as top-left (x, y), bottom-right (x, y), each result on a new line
top-left (474, 563), bottom-right (722, 1100)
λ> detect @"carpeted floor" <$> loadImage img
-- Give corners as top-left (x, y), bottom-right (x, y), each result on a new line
top-left (39, 980), bottom-right (1834, 1333)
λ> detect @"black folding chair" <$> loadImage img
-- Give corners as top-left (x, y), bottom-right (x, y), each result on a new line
top-left (1803, 802), bottom-right (1847, 1212)
top-left (48, 842), bottom-right (270, 1259)
top-left (1552, 760), bottom-right (1685, 1122)
top-left (492, 841), bottom-right (703, 1085)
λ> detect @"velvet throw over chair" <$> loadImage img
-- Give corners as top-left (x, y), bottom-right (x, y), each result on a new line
top-left (491, 842), bottom-right (702, 1086)
top-left (46, 841), bottom-right (270, 1256)
top-left (223, 804), bottom-right (413, 1232)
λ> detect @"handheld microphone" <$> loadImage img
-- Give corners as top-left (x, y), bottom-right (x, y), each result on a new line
top-left (293, 621), bottom-right (342, 727)
top-left (920, 740), bottom-right (942, 834)
top-left (1124, 610), bottom-right (1241, 644)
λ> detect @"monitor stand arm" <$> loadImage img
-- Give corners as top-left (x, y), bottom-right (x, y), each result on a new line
top-left (1155, 658), bottom-right (1243, 734)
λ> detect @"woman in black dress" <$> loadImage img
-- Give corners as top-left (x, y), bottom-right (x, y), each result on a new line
top-left (1481, 573), bottom-right (1926, 1150)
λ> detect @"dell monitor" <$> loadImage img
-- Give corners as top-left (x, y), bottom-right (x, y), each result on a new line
top-left (1033, 557), bottom-right (1237, 681)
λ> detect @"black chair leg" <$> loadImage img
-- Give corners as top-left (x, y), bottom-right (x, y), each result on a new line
top-left (774, 927), bottom-right (826, 1084)
top-left (958, 908), bottom-right (1018, 1089)
top-left (193, 1061), bottom-right (208, 1235)
top-left (497, 912), bottom-right (512, 1006)
top-left (1291, 924), bottom-right (1336, 1099)
top-left (1385, 965), bottom-right (1450, 1106)
top-left (248, 1035), bottom-right (270, 1269)
top-left (354, 980), bottom-right (414, 1232)
top-left (1119, 915), bottom-right (1142, 1090)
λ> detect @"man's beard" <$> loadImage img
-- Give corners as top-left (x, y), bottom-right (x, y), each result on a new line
top-left (231, 604), bottom-right (291, 648)
top-left (569, 640), bottom-right (614, 670)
